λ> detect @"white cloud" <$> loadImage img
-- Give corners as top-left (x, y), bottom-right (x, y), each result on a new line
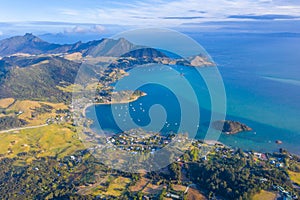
top-left (1, 0), bottom-right (299, 35)
top-left (56, 0), bottom-right (300, 27)
top-left (0, 31), bottom-right (3, 36)
top-left (60, 9), bottom-right (80, 16)
top-left (64, 25), bottom-right (106, 34)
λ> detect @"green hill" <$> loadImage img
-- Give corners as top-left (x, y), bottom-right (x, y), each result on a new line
top-left (0, 56), bottom-right (81, 102)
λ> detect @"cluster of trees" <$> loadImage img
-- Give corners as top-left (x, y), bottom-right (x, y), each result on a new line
top-left (0, 116), bottom-right (27, 130)
top-left (0, 56), bottom-right (81, 103)
top-left (31, 103), bottom-right (53, 118)
top-left (187, 149), bottom-right (295, 199)
top-left (0, 149), bottom-right (142, 199)
top-left (0, 157), bottom-right (77, 199)
top-left (169, 162), bottom-right (182, 182)
top-left (0, 141), bottom-right (299, 200)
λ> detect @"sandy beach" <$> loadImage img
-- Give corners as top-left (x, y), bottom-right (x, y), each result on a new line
top-left (82, 93), bottom-right (147, 117)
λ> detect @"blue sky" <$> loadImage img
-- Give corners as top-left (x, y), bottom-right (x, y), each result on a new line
top-left (1, 0), bottom-right (300, 36)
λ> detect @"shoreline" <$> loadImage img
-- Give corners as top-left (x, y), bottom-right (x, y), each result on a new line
top-left (204, 140), bottom-right (225, 146)
top-left (82, 93), bottom-right (147, 117)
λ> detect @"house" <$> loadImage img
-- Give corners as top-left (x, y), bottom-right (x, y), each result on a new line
top-left (166, 193), bottom-right (180, 199)
top-left (70, 156), bottom-right (76, 160)
top-left (260, 178), bottom-right (268, 182)
top-left (143, 196), bottom-right (150, 200)
top-left (260, 153), bottom-right (268, 161)
top-left (276, 163), bottom-right (284, 168)
top-left (254, 152), bottom-right (262, 158)
top-left (270, 160), bottom-right (276, 165)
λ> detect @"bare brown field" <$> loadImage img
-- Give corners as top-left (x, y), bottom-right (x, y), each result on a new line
top-left (173, 184), bottom-right (186, 192)
top-left (187, 188), bottom-right (207, 200)
top-left (130, 177), bottom-right (150, 192)
top-left (0, 98), bottom-right (15, 109)
top-left (252, 190), bottom-right (277, 200)
top-left (142, 183), bottom-right (163, 195)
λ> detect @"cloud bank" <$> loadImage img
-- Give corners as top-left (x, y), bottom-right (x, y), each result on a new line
top-left (0, 0), bottom-right (300, 36)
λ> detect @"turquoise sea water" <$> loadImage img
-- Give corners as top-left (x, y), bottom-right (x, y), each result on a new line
top-left (86, 33), bottom-right (300, 154)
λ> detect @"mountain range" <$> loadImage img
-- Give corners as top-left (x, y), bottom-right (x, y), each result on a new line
top-left (0, 33), bottom-right (214, 102)
top-left (0, 33), bottom-right (143, 57)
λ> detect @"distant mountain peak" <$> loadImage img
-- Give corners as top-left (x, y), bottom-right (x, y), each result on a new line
top-left (23, 33), bottom-right (44, 42)
top-left (24, 33), bottom-right (34, 37)
top-left (83, 37), bottom-right (137, 57)
top-left (0, 34), bottom-right (61, 56)
top-left (117, 37), bottom-right (128, 42)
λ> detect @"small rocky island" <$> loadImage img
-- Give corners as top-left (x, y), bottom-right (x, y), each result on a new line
top-left (213, 120), bottom-right (252, 134)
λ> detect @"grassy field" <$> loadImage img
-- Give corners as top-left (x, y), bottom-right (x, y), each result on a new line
top-left (0, 124), bottom-right (83, 160)
top-left (6, 100), bottom-right (68, 126)
top-left (105, 177), bottom-right (131, 197)
top-left (57, 84), bottom-right (84, 93)
top-left (252, 190), bottom-right (277, 200)
top-left (0, 98), bottom-right (15, 108)
top-left (288, 170), bottom-right (300, 185)
top-left (90, 176), bottom-right (132, 197)
top-left (85, 82), bottom-right (102, 91)
top-left (57, 82), bottom-right (103, 93)
top-left (0, 99), bottom-right (79, 160)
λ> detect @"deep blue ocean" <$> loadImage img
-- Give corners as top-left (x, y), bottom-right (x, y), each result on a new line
top-left (86, 33), bottom-right (300, 154)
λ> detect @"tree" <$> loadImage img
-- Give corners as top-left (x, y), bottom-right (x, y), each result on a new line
top-left (159, 188), bottom-right (167, 200)
top-left (190, 148), bottom-right (199, 161)
top-left (169, 163), bottom-right (181, 182)
top-left (137, 191), bottom-right (143, 200)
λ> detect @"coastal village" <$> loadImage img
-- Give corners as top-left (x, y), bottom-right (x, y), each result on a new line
top-left (0, 75), bottom-right (299, 199)
top-left (0, 37), bottom-right (299, 199)
top-left (24, 127), bottom-right (300, 199)
top-left (2, 97), bottom-right (299, 199)
top-left (76, 132), bottom-right (300, 199)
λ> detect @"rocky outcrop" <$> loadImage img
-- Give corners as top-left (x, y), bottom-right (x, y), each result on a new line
top-left (213, 120), bottom-right (252, 134)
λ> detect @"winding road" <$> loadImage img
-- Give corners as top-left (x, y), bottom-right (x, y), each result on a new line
top-left (0, 124), bottom-right (48, 134)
